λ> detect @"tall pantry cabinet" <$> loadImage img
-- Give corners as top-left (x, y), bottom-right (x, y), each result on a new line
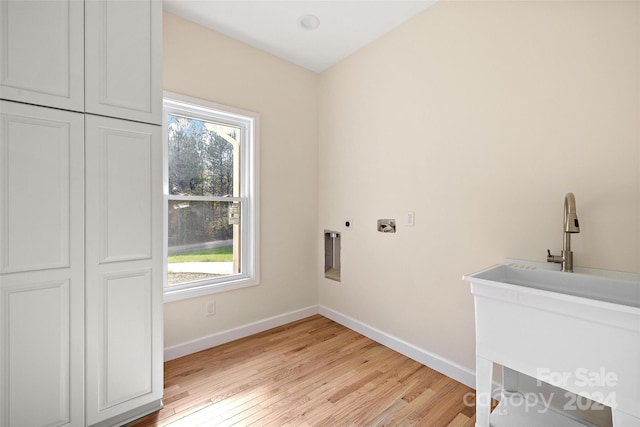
top-left (0, 0), bottom-right (163, 426)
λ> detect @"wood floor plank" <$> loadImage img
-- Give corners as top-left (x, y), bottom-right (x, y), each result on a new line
top-left (129, 315), bottom-right (480, 427)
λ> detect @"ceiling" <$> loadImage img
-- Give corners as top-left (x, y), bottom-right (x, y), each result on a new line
top-left (162, 0), bottom-right (437, 73)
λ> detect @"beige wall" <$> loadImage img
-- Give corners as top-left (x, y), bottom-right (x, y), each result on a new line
top-left (318, 0), bottom-right (640, 372)
top-left (164, 1), bottom-right (640, 376)
top-left (163, 12), bottom-right (319, 348)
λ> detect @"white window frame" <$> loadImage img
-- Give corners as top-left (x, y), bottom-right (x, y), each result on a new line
top-left (162, 92), bottom-right (260, 302)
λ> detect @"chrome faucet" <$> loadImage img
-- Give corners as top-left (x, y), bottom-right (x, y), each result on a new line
top-left (547, 192), bottom-right (580, 272)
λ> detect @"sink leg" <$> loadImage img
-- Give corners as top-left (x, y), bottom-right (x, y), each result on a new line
top-left (502, 366), bottom-right (518, 393)
top-left (612, 409), bottom-right (640, 427)
top-left (476, 356), bottom-right (493, 427)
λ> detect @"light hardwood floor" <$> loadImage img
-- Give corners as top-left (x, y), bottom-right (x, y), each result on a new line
top-left (130, 315), bottom-right (480, 426)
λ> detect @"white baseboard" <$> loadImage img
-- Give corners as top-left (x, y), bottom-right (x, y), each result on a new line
top-left (164, 305), bottom-right (320, 361)
top-left (318, 305), bottom-right (476, 389)
top-left (164, 304), bottom-right (476, 391)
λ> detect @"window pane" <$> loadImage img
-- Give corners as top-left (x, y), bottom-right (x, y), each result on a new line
top-left (167, 200), bottom-right (240, 286)
top-left (167, 114), bottom-right (238, 197)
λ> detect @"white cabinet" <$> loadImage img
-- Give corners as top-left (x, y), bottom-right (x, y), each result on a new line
top-left (85, 115), bottom-right (163, 426)
top-left (0, 0), bottom-right (85, 111)
top-left (0, 0), bottom-right (163, 425)
top-left (0, 100), bottom-right (85, 426)
top-left (85, 0), bottom-right (162, 125)
top-left (0, 0), bottom-right (162, 125)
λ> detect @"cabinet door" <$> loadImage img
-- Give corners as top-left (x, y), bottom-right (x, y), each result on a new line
top-left (0, 0), bottom-right (84, 111)
top-left (85, 0), bottom-right (162, 125)
top-left (0, 101), bottom-right (84, 426)
top-left (85, 115), bottom-right (162, 426)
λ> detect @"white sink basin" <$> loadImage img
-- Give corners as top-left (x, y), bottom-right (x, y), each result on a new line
top-left (467, 259), bottom-right (640, 309)
top-left (464, 259), bottom-right (640, 427)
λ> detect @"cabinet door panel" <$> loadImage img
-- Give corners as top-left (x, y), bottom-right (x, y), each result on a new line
top-left (0, 104), bottom-right (83, 273)
top-left (0, 101), bottom-right (84, 427)
top-left (0, 0), bottom-right (84, 111)
top-left (5, 281), bottom-right (70, 426)
top-left (95, 125), bottom-right (153, 263)
top-left (85, 0), bottom-right (162, 124)
top-left (103, 269), bottom-right (153, 408)
top-left (85, 115), bottom-right (162, 425)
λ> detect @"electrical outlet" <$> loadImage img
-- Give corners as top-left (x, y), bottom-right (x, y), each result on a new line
top-left (205, 300), bottom-right (215, 316)
top-left (406, 211), bottom-right (415, 227)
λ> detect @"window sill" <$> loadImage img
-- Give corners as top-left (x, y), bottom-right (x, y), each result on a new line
top-left (163, 276), bottom-right (259, 303)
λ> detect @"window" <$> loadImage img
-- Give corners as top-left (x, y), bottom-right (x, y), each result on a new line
top-left (163, 92), bottom-right (259, 302)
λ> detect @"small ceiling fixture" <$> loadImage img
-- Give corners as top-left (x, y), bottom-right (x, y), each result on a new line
top-left (298, 14), bottom-right (320, 31)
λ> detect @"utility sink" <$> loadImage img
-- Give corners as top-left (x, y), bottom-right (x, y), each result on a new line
top-left (469, 260), bottom-right (640, 309)
top-left (463, 260), bottom-right (640, 427)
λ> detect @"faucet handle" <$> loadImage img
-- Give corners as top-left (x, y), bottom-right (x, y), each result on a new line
top-left (547, 249), bottom-right (563, 264)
